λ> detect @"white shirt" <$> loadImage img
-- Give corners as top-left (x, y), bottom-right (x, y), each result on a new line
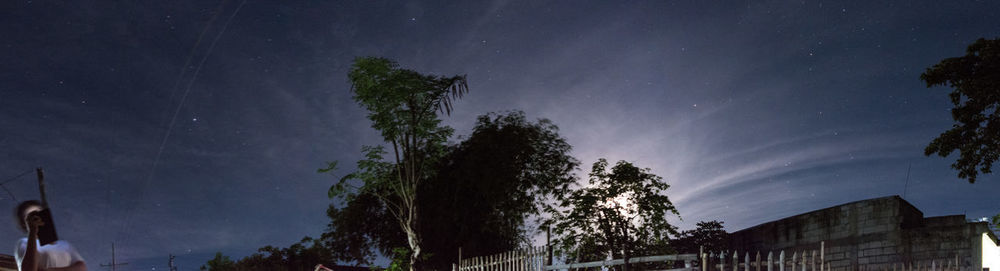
top-left (15, 238), bottom-right (84, 270)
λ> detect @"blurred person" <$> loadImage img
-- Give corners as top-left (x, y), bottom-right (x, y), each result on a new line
top-left (13, 200), bottom-right (86, 271)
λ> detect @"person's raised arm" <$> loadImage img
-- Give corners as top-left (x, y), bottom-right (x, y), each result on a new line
top-left (20, 214), bottom-right (43, 271)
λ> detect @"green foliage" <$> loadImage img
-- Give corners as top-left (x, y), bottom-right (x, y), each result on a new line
top-left (200, 252), bottom-right (236, 271)
top-left (545, 159), bottom-right (680, 263)
top-left (672, 221), bottom-right (728, 254)
top-left (920, 38), bottom-right (1000, 183)
top-left (385, 248), bottom-right (412, 271)
top-left (327, 56), bottom-right (469, 270)
top-left (324, 111), bottom-right (579, 271)
top-left (202, 237), bottom-right (336, 271)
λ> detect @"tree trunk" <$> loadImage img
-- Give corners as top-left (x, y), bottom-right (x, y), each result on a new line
top-left (407, 230), bottom-right (421, 271)
top-left (406, 203), bottom-right (422, 271)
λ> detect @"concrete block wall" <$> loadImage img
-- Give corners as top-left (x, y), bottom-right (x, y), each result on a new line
top-left (727, 196), bottom-right (983, 271)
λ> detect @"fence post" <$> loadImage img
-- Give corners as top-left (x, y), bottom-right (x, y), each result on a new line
top-left (503, 251), bottom-right (508, 271)
top-left (721, 251), bottom-right (727, 271)
top-left (702, 246), bottom-right (707, 271)
top-left (519, 250), bottom-right (523, 271)
top-left (746, 252), bottom-right (750, 271)
top-left (502, 251), bottom-right (507, 271)
top-left (779, 251), bottom-right (785, 271)
top-left (500, 253), bottom-right (504, 271)
top-left (756, 252), bottom-right (761, 271)
top-left (803, 251), bottom-right (808, 271)
top-left (792, 252), bottom-right (797, 271)
top-left (767, 252), bottom-right (773, 271)
top-left (820, 242), bottom-right (825, 271)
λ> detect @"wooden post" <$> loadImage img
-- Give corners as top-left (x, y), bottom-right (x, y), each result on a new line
top-left (768, 252), bottom-right (774, 271)
top-left (702, 247), bottom-right (707, 271)
top-left (792, 252), bottom-right (797, 271)
top-left (820, 242), bottom-right (824, 271)
top-left (809, 251), bottom-right (814, 271)
top-left (756, 252), bottom-right (762, 271)
top-left (721, 251), bottom-right (727, 271)
top-left (745, 252), bottom-right (750, 271)
top-left (803, 251), bottom-right (808, 271)
top-left (779, 251), bottom-right (785, 271)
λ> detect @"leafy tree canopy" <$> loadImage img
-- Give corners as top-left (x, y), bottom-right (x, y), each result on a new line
top-left (921, 38), bottom-right (1000, 183)
top-left (324, 111), bottom-right (578, 271)
top-left (672, 220), bottom-right (728, 254)
top-left (201, 237), bottom-right (335, 271)
top-left (545, 159), bottom-right (680, 267)
top-left (323, 56), bottom-right (469, 270)
top-left (200, 252), bottom-right (235, 271)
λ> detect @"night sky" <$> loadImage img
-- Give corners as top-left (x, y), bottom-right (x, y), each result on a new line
top-left (2, 1), bottom-right (1000, 270)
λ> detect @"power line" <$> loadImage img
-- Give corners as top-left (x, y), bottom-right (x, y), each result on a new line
top-left (114, 0), bottom-right (249, 250)
top-left (0, 169), bottom-right (35, 202)
top-left (100, 243), bottom-right (128, 271)
top-left (0, 169), bottom-right (33, 186)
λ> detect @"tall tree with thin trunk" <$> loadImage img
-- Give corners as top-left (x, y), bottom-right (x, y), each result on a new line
top-left (322, 56), bottom-right (468, 271)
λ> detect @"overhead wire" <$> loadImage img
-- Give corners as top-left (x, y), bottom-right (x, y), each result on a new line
top-left (0, 169), bottom-right (33, 186)
top-left (113, 0), bottom-right (249, 250)
top-left (0, 169), bottom-right (33, 202)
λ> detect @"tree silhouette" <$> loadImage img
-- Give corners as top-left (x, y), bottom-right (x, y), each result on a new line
top-left (673, 220), bottom-right (728, 254)
top-left (324, 111), bottom-right (579, 271)
top-left (545, 159), bottom-right (680, 271)
top-left (920, 38), bottom-right (1000, 183)
top-left (322, 57), bottom-right (468, 270)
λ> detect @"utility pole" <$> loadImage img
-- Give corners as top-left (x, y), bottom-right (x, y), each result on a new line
top-left (169, 254), bottom-right (178, 271)
top-left (100, 243), bottom-right (128, 271)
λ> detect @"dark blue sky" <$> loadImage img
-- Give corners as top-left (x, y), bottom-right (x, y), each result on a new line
top-left (2, 1), bottom-right (999, 270)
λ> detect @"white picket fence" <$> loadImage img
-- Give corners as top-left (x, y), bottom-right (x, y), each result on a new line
top-left (456, 246), bottom-right (549, 271)
top-left (699, 243), bottom-right (827, 271)
top-left (454, 245), bottom-right (699, 271)
top-left (699, 250), bottom-right (960, 271)
top-left (454, 242), bottom-right (965, 271)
